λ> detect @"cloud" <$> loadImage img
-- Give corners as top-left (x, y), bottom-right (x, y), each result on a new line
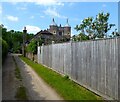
top-left (1, 0), bottom-right (119, 2)
top-left (30, 16), bottom-right (34, 19)
top-left (6, 15), bottom-right (18, 22)
top-left (68, 2), bottom-right (74, 6)
top-left (1, 0), bottom-right (64, 6)
top-left (24, 25), bottom-right (41, 34)
top-left (40, 16), bottom-right (44, 18)
top-left (17, 7), bottom-right (27, 10)
top-left (102, 4), bottom-right (107, 7)
top-left (44, 8), bottom-right (67, 18)
top-left (34, 0), bottom-right (64, 6)
top-left (44, 8), bottom-right (60, 17)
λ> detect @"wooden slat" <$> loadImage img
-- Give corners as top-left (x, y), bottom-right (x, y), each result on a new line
top-left (37, 38), bottom-right (120, 100)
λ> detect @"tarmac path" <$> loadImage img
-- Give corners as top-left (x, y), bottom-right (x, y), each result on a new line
top-left (2, 54), bottom-right (63, 100)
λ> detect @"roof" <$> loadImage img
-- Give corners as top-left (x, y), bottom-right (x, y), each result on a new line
top-left (50, 18), bottom-right (57, 26)
top-left (64, 18), bottom-right (70, 27)
top-left (34, 30), bottom-right (53, 38)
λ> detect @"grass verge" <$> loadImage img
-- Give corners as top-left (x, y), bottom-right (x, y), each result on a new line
top-left (12, 56), bottom-right (28, 100)
top-left (15, 86), bottom-right (28, 100)
top-left (20, 56), bottom-right (102, 100)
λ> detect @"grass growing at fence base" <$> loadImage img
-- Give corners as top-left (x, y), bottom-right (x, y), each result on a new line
top-left (20, 56), bottom-right (102, 100)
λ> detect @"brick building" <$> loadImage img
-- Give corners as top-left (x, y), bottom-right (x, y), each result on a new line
top-left (30, 18), bottom-right (71, 45)
top-left (48, 18), bottom-right (71, 36)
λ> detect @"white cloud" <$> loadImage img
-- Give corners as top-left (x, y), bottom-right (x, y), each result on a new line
top-left (40, 16), bottom-right (44, 18)
top-left (17, 7), bottom-right (27, 10)
top-left (44, 8), bottom-right (67, 18)
top-left (24, 25), bottom-right (41, 34)
top-left (6, 15), bottom-right (18, 22)
top-left (9, 2), bottom-right (18, 5)
top-left (68, 2), bottom-right (74, 6)
top-left (0, 0), bottom-right (119, 2)
top-left (4, 0), bottom-right (63, 6)
top-left (30, 16), bottom-right (34, 19)
top-left (1, 0), bottom-right (64, 6)
top-left (44, 8), bottom-right (59, 17)
top-left (102, 4), bottom-right (107, 7)
top-left (29, 0), bottom-right (64, 6)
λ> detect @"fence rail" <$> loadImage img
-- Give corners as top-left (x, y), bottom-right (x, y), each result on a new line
top-left (37, 37), bottom-right (120, 100)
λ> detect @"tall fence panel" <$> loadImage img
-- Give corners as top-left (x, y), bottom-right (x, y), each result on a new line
top-left (118, 37), bottom-right (120, 100)
top-left (37, 37), bottom-right (120, 100)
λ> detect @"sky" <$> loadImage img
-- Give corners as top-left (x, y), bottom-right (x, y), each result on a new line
top-left (0, 0), bottom-right (119, 36)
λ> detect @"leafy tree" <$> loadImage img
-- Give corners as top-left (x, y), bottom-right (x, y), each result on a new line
top-left (72, 33), bottom-right (89, 41)
top-left (112, 29), bottom-right (120, 37)
top-left (1, 25), bottom-right (34, 53)
top-left (75, 12), bottom-right (115, 39)
top-left (26, 39), bottom-right (37, 54)
top-left (0, 38), bottom-right (8, 63)
top-left (26, 39), bottom-right (37, 61)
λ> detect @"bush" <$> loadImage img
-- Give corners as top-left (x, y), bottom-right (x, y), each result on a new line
top-left (63, 75), bottom-right (69, 80)
top-left (0, 38), bottom-right (8, 63)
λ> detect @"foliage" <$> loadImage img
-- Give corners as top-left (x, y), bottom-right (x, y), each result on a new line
top-left (15, 86), bottom-right (28, 100)
top-left (1, 25), bottom-right (34, 53)
top-left (26, 39), bottom-right (37, 54)
top-left (1, 38), bottom-right (8, 62)
top-left (12, 56), bottom-right (28, 100)
top-left (72, 33), bottom-right (89, 41)
top-left (74, 12), bottom-right (115, 40)
top-left (20, 56), bottom-right (102, 100)
top-left (63, 75), bottom-right (69, 80)
top-left (13, 56), bottom-right (22, 81)
top-left (111, 29), bottom-right (120, 37)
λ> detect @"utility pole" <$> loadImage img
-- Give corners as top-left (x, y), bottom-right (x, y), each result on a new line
top-left (22, 27), bottom-right (27, 57)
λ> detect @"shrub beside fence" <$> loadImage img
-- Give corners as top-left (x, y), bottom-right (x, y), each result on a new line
top-left (37, 37), bottom-right (120, 100)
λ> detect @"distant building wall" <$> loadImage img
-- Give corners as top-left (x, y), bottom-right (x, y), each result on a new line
top-left (49, 18), bottom-right (71, 36)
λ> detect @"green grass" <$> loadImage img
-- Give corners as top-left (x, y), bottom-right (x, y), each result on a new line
top-left (20, 56), bottom-right (102, 100)
top-left (12, 56), bottom-right (28, 100)
top-left (13, 56), bottom-right (22, 81)
top-left (14, 67), bottom-right (22, 81)
top-left (15, 86), bottom-right (28, 100)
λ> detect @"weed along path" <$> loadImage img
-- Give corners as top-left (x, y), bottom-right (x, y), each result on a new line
top-left (14, 54), bottom-right (63, 100)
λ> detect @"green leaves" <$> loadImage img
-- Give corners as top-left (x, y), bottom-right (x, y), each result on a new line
top-left (26, 39), bottom-right (37, 54)
top-left (1, 25), bottom-right (34, 53)
top-left (74, 12), bottom-right (115, 39)
top-left (1, 38), bottom-right (8, 63)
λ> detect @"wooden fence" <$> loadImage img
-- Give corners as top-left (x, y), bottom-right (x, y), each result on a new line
top-left (37, 37), bottom-right (120, 100)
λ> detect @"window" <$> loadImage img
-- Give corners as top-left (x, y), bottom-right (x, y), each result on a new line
top-left (59, 32), bottom-right (62, 36)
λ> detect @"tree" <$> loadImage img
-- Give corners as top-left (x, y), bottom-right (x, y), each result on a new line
top-left (1, 25), bottom-right (34, 53)
top-left (26, 39), bottom-right (37, 61)
top-left (0, 38), bottom-right (8, 63)
top-left (75, 12), bottom-right (115, 39)
top-left (112, 29), bottom-right (120, 37)
top-left (26, 39), bottom-right (37, 54)
top-left (72, 33), bottom-right (89, 41)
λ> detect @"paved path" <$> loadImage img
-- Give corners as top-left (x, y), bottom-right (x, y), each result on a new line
top-left (13, 54), bottom-right (63, 100)
top-left (2, 54), bottom-right (17, 100)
